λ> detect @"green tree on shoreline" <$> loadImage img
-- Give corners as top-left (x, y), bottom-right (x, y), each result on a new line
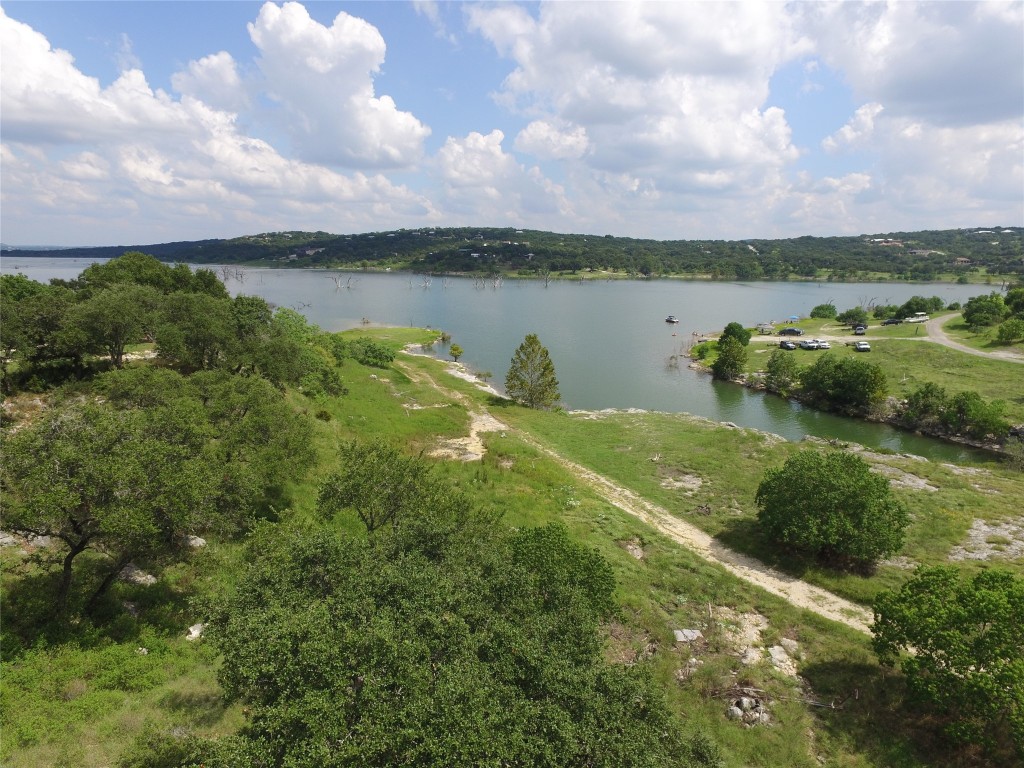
top-left (505, 333), bottom-right (560, 408)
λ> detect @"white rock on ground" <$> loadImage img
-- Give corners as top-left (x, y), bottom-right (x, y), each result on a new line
top-left (674, 629), bottom-right (703, 643)
top-left (119, 563), bottom-right (157, 586)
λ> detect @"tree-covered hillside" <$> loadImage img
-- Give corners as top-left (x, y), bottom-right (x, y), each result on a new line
top-left (5, 226), bottom-right (1023, 280)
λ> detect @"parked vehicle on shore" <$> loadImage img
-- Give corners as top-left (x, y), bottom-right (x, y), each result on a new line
top-left (854, 341), bottom-right (871, 352)
top-left (779, 327), bottom-right (804, 336)
top-left (882, 318), bottom-right (903, 326)
top-left (800, 339), bottom-right (820, 350)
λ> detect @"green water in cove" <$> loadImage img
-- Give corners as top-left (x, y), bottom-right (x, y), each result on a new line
top-left (4, 258), bottom-right (1002, 463)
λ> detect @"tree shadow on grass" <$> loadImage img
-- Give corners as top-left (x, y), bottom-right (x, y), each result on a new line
top-left (801, 659), bottom-right (998, 768)
top-left (160, 689), bottom-right (233, 728)
top-left (485, 394), bottom-right (515, 410)
top-left (714, 517), bottom-right (816, 579)
top-left (2, 556), bottom-right (198, 659)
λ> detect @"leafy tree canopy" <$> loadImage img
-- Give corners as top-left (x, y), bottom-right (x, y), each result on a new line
top-left (720, 321), bottom-right (752, 346)
top-left (799, 353), bottom-right (887, 412)
top-left (997, 317), bottom-right (1024, 343)
top-left (710, 336), bottom-right (747, 381)
top-left (963, 292), bottom-right (1008, 329)
top-left (1, 399), bottom-right (218, 613)
top-left (873, 567), bottom-right (1024, 757)
top-left (199, 451), bottom-right (709, 767)
top-left (836, 306), bottom-right (869, 326)
top-left (755, 449), bottom-right (909, 569)
top-left (78, 251), bottom-right (227, 299)
top-left (764, 348), bottom-right (799, 395)
top-left (810, 303), bottom-right (837, 319)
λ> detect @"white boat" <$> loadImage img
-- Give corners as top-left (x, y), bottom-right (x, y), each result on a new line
top-left (665, 315), bottom-right (680, 324)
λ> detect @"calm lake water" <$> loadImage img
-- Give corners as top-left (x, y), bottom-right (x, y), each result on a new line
top-left (3, 257), bottom-right (999, 462)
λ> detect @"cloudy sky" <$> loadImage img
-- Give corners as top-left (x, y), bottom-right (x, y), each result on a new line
top-left (1, 1), bottom-right (1021, 247)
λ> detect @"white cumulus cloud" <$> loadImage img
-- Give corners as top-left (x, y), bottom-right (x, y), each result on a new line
top-left (823, 103), bottom-right (884, 152)
top-left (171, 51), bottom-right (249, 113)
top-left (247, 1), bottom-right (430, 168)
top-left (514, 120), bottom-right (589, 160)
top-left (0, 4), bottom-right (436, 245)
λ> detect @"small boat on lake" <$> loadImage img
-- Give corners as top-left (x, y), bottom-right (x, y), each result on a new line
top-left (665, 315), bottom-right (680, 324)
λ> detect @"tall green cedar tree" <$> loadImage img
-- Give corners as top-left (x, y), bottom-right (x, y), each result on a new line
top-left (505, 333), bottom-right (560, 408)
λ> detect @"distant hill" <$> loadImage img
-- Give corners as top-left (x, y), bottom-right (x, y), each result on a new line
top-left (4, 226), bottom-right (1021, 281)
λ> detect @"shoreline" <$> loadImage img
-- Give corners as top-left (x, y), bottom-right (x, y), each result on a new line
top-left (687, 356), bottom-right (1008, 458)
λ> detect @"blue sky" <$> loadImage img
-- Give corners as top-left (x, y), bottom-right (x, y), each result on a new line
top-left (1, 1), bottom-right (1021, 246)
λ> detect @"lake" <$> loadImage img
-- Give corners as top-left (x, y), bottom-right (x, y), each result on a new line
top-left (2, 257), bottom-right (999, 461)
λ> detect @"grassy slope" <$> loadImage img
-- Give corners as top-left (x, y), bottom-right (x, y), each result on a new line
top-left (941, 315), bottom-right (1024, 355)
top-left (3, 329), bottom-right (1021, 767)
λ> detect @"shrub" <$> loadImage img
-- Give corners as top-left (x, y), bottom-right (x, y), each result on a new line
top-left (755, 449), bottom-right (909, 569)
top-left (836, 306), bottom-right (869, 326)
top-left (711, 337), bottom-right (747, 381)
top-left (810, 303), bottom-right (837, 319)
top-left (799, 354), bottom-right (887, 411)
top-left (347, 337), bottom-right (395, 368)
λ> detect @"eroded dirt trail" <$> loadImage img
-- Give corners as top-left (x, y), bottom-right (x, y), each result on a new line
top-left (515, 430), bottom-right (873, 634)
top-left (399, 353), bottom-right (874, 635)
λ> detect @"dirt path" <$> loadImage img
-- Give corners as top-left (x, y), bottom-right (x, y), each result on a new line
top-left (399, 352), bottom-right (874, 635)
top-left (515, 430), bottom-right (873, 634)
top-left (923, 312), bottom-right (1024, 363)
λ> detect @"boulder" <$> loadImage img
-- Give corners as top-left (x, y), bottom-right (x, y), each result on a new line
top-left (673, 628), bottom-right (703, 643)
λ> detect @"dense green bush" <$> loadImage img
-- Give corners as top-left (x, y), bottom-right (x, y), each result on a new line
top-left (962, 292), bottom-right (1007, 329)
top-left (799, 354), bottom-right (887, 412)
top-left (755, 449), bottom-right (909, 569)
top-left (346, 336), bottom-right (396, 368)
top-left (836, 306), bottom-right (868, 326)
top-left (764, 349), bottom-right (799, 395)
top-left (711, 337), bottom-right (747, 381)
top-left (900, 383), bottom-right (1010, 440)
top-left (720, 321), bottom-right (752, 346)
top-left (810, 303), bottom-right (837, 319)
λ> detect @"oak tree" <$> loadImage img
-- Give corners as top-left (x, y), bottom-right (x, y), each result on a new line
top-left (755, 449), bottom-right (909, 569)
top-left (873, 567), bottom-right (1024, 756)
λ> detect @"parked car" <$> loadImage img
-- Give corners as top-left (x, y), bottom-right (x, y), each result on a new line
top-left (881, 318), bottom-right (903, 326)
top-left (815, 339), bottom-right (831, 349)
top-left (799, 339), bottom-right (820, 350)
top-left (779, 327), bottom-right (804, 336)
top-left (853, 325), bottom-right (867, 335)
top-left (779, 340), bottom-right (797, 350)
top-left (854, 341), bottom-right (871, 352)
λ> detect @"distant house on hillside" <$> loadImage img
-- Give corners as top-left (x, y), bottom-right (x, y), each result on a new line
top-left (953, 257), bottom-right (971, 265)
